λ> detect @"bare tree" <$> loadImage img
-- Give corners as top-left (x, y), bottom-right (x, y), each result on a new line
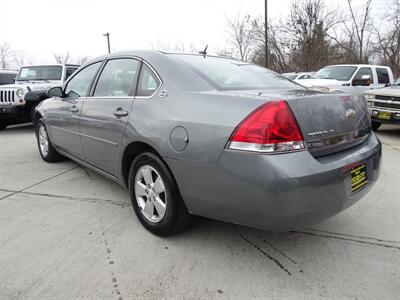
top-left (53, 52), bottom-right (71, 64)
top-left (374, 0), bottom-right (400, 76)
top-left (226, 14), bottom-right (255, 61)
top-left (77, 56), bottom-right (90, 65)
top-left (0, 43), bottom-right (14, 68)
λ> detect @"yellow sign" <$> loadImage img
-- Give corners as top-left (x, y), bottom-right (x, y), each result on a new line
top-left (351, 164), bottom-right (368, 192)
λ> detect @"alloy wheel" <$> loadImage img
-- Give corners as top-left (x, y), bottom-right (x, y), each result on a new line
top-left (134, 165), bottom-right (167, 223)
top-left (38, 124), bottom-right (49, 157)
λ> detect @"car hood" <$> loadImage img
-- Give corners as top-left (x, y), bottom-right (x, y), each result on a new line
top-left (296, 78), bottom-right (345, 87)
top-left (365, 86), bottom-right (400, 96)
top-left (0, 81), bottom-right (62, 92)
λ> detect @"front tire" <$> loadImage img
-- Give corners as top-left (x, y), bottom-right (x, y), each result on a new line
top-left (371, 121), bottom-right (381, 132)
top-left (128, 152), bottom-right (190, 236)
top-left (0, 121), bottom-right (7, 131)
top-left (35, 119), bottom-right (64, 162)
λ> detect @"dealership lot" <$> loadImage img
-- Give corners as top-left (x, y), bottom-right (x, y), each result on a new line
top-left (0, 124), bottom-right (399, 300)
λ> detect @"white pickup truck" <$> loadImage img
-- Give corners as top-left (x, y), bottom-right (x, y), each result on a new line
top-left (297, 64), bottom-right (394, 95)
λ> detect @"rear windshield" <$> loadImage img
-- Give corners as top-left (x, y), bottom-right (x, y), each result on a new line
top-left (312, 66), bottom-right (357, 81)
top-left (17, 66), bottom-right (62, 81)
top-left (174, 55), bottom-right (302, 91)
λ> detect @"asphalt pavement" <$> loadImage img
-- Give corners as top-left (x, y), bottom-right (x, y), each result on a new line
top-left (0, 124), bottom-right (399, 300)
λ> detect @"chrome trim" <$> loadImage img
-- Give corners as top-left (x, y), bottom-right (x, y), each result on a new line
top-left (306, 127), bottom-right (371, 151)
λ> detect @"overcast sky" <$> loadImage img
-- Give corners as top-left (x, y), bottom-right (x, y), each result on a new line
top-left (0, 0), bottom-right (388, 65)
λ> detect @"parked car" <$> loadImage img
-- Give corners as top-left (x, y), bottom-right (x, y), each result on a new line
top-left (298, 64), bottom-right (394, 95)
top-left (364, 77), bottom-right (400, 131)
top-left (282, 72), bottom-right (314, 81)
top-left (0, 69), bottom-right (18, 85)
top-left (0, 64), bottom-right (79, 130)
top-left (34, 51), bottom-right (381, 236)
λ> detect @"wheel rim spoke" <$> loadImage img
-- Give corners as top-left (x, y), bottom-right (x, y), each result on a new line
top-left (154, 196), bottom-right (166, 218)
top-left (153, 177), bottom-right (164, 194)
top-left (143, 200), bottom-right (154, 218)
top-left (141, 167), bottom-right (153, 185)
top-left (135, 181), bottom-right (147, 197)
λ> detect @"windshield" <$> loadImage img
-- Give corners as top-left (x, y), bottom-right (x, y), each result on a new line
top-left (17, 66), bottom-right (62, 81)
top-left (174, 55), bottom-right (302, 90)
top-left (312, 66), bottom-right (357, 81)
top-left (393, 77), bottom-right (400, 86)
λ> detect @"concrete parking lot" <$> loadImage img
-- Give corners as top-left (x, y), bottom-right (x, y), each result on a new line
top-left (0, 124), bottom-right (399, 300)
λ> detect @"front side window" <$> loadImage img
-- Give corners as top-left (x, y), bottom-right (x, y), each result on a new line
top-left (376, 68), bottom-right (390, 84)
top-left (94, 59), bottom-right (139, 97)
top-left (174, 55), bottom-right (300, 90)
top-left (136, 64), bottom-right (161, 96)
top-left (312, 66), bottom-right (357, 81)
top-left (353, 67), bottom-right (373, 80)
top-left (17, 66), bottom-right (62, 81)
top-left (65, 62), bottom-right (101, 98)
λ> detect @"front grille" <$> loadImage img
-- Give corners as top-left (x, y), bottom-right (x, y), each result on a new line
top-left (374, 101), bottom-right (400, 110)
top-left (375, 95), bottom-right (400, 102)
top-left (0, 90), bottom-right (15, 104)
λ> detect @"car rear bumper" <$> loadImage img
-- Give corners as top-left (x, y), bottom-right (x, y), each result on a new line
top-left (166, 132), bottom-right (381, 231)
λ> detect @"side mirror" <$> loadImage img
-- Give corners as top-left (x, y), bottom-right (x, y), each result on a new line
top-left (352, 75), bottom-right (372, 86)
top-left (385, 83), bottom-right (391, 87)
top-left (47, 86), bottom-right (64, 98)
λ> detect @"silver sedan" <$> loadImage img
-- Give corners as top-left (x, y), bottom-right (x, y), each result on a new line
top-left (34, 51), bottom-right (381, 236)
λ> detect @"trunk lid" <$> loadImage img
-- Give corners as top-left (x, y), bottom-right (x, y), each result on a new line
top-left (221, 89), bottom-right (371, 157)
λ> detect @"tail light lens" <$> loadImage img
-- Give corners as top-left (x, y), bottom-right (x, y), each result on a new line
top-left (228, 100), bottom-right (305, 153)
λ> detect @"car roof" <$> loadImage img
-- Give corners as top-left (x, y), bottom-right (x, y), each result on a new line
top-left (19, 64), bottom-right (80, 68)
top-left (325, 64), bottom-right (390, 68)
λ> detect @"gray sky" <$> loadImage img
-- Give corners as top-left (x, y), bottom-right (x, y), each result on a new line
top-left (0, 0), bottom-right (388, 65)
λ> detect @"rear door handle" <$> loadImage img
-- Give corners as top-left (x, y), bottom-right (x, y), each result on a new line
top-left (70, 105), bottom-right (79, 113)
top-left (113, 108), bottom-right (129, 117)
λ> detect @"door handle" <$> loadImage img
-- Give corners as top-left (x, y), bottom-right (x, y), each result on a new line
top-left (113, 108), bottom-right (129, 117)
top-left (70, 105), bottom-right (79, 113)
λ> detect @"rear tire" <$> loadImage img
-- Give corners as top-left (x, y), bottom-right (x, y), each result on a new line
top-left (371, 121), bottom-right (381, 132)
top-left (0, 122), bottom-right (7, 131)
top-left (35, 119), bottom-right (64, 162)
top-left (128, 152), bottom-right (190, 236)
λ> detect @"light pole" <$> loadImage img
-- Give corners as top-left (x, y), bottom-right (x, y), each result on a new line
top-left (265, 0), bottom-right (269, 68)
top-left (103, 32), bottom-right (111, 54)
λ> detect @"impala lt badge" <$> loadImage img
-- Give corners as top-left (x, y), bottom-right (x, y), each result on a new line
top-left (308, 129), bottom-right (335, 137)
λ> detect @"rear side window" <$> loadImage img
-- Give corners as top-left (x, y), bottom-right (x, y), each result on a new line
top-left (136, 64), bottom-right (161, 97)
top-left (376, 68), bottom-right (390, 84)
top-left (94, 59), bottom-right (140, 97)
top-left (65, 62), bottom-right (101, 98)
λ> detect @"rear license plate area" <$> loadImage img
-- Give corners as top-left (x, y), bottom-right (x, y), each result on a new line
top-left (351, 164), bottom-right (368, 192)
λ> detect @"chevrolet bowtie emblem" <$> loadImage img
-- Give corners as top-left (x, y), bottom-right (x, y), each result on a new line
top-left (346, 108), bottom-right (356, 118)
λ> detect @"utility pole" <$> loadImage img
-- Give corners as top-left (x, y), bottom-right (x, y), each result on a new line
top-left (265, 0), bottom-right (269, 68)
top-left (103, 32), bottom-right (111, 54)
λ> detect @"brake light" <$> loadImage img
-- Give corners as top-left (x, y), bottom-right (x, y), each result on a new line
top-left (228, 100), bottom-right (305, 153)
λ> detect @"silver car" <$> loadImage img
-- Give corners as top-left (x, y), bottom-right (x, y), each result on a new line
top-left (34, 51), bottom-right (381, 236)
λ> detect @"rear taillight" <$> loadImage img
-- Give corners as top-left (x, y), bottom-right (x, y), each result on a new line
top-left (228, 100), bottom-right (305, 153)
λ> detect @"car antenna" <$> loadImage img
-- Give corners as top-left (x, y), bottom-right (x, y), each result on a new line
top-left (199, 45), bottom-right (208, 58)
